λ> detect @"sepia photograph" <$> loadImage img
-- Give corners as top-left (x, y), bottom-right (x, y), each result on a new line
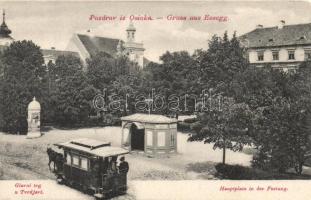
top-left (1, 1), bottom-right (311, 199)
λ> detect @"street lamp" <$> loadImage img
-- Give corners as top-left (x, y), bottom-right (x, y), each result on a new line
top-left (145, 97), bottom-right (153, 115)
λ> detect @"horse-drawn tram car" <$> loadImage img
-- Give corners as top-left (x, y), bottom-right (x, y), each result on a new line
top-left (49, 138), bottom-right (129, 199)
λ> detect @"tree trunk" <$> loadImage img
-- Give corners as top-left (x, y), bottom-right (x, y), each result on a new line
top-left (222, 137), bottom-right (226, 164)
top-left (298, 161), bottom-right (303, 175)
top-left (222, 146), bottom-right (226, 164)
top-left (295, 165), bottom-right (299, 174)
top-left (295, 157), bottom-right (304, 175)
top-left (99, 111), bottom-right (104, 121)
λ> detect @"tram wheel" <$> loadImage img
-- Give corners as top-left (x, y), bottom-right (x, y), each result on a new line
top-left (82, 185), bottom-right (89, 193)
top-left (56, 176), bottom-right (64, 185)
top-left (94, 193), bottom-right (105, 200)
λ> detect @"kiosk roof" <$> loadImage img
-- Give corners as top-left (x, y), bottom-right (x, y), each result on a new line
top-left (121, 113), bottom-right (177, 124)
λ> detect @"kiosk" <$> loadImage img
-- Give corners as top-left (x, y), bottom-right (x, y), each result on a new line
top-left (121, 113), bottom-right (177, 156)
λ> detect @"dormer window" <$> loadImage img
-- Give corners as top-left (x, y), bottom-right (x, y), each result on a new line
top-left (299, 36), bottom-right (306, 40)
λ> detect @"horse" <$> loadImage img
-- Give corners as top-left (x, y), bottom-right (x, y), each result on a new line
top-left (47, 147), bottom-right (64, 172)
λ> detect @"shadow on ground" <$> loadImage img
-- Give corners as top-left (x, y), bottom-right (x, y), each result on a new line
top-left (185, 161), bottom-right (217, 179)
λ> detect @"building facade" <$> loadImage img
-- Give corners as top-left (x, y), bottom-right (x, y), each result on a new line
top-left (0, 11), bottom-right (79, 66)
top-left (42, 48), bottom-right (79, 65)
top-left (0, 11), bottom-right (147, 69)
top-left (0, 10), bottom-right (14, 48)
top-left (239, 21), bottom-right (311, 72)
top-left (66, 22), bottom-right (147, 70)
top-left (123, 22), bottom-right (145, 67)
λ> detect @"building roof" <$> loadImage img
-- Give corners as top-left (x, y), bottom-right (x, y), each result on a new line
top-left (74, 32), bottom-right (149, 67)
top-left (28, 97), bottom-right (41, 110)
top-left (143, 57), bottom-right (151, 66)
top-left (0, 45), bottom-right (8, 51)
top-left (41, 49), bottom-right (80, 58)
top-left (177, 115), bottom-right (197, 122)
top-left (55, 138), bottom-right (129, 157)
top-left (239, 23), bottom-right (311, 49)
top-left (0, 11), bottom-right (12, 38)
top-left (121, 113), bottom-right (178, 124)
top-left (76, 34), bottom-right (120, 57)
top-left (126, 22), bottom-right (136, 32)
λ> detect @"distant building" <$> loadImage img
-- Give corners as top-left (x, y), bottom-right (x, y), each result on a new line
top-left (0, 12), bottom-right (149, 70)
top-left (239, 21), bottom-right (311, 73)
top-left (0, 11), bottom-right (79, 65)
top-left (42, 48), bottom-right (79, 65)
top-left (123, 22), bottom-right (146, 67)
top-left (0, 10), bottom-right (14, 48)
top-left (66, 22), bottom-right (148, 70)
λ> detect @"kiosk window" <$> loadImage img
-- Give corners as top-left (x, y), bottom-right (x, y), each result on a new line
top-left (158, 132), bottom-right (166, 147)
top-left (170, 132), bottom-right (175, 146)
top-left (147, 131), bottom-right (153, 146)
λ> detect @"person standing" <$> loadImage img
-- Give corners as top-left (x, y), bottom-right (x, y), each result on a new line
top-left (118, 156), bottom-right (129, 173)
top-left (118, 156), bottom-right (129, 188)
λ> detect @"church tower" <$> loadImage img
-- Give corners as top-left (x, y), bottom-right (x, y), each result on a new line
top-left (117, 39), bottom-right (124, 56)
top-left (126, 21), bottom-right (136, 42)
top-left (0, 10), bottom-right (14, 46)
top-left (124, 21), bottom-right (145, 68)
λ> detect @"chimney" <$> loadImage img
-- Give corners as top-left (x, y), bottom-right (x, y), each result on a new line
top-left (86, 29), bottom-right (94, 37)
top-left (278, 20), bottom-right (285, 29)
top-left (256, 24), bottom-right (263, 29)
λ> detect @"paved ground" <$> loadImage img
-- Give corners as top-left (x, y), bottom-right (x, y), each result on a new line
top-left (0, 127), bottom-right (252, 199)
top-left (1, 180), bottom-right (308, 200)
top-left (0, 127), bottom-right (252, 181)
top-left (0, 180), bottom-right (136, 200)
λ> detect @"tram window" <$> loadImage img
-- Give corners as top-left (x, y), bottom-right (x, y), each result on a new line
top-left (102, 158), bottom-right (109, 171)
top-left (81, 157), bottom-right (88, 170)
top-left (72, 155), bottom-right (79, 166)
top-left (66, 154), bottom-right (71, 165)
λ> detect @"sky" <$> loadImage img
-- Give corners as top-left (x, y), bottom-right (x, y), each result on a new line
top-left (1, 1), bottom-right (311, 62)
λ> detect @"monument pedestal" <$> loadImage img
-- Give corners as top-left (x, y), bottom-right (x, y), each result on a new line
top-left (27, 97), bottom-right (42, 139)
top-left (26, 131), bottom-right (41, 139)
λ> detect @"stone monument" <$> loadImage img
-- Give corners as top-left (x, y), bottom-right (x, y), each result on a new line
top-left (27, 97), bottom-right (41, 138)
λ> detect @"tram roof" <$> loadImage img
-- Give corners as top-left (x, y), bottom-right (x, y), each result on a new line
top-left (55, 138), bottom-right (129, 157)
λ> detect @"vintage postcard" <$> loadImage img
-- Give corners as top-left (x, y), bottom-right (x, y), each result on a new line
top-left (1, 0), bottom-right (311, 199)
